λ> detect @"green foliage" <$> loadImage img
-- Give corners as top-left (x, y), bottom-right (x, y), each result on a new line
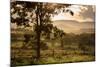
top-left (78, 33), bottom-right (95, 55)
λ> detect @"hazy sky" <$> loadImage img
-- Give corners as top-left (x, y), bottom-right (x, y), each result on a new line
top-left (51, 5), bottom-right (95, 23)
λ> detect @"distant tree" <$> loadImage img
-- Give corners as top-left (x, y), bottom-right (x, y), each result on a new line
top-left (78, 33), bottom-right (95, 52)
top-left (53, 27), bottom-right (66, 48)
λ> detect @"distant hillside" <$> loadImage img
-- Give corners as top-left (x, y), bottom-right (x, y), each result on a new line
top-left (11, 20), bottom-right (95, 34)
top-left (52, 20), bottom-right (95, 34)
top-left (79, 28), bottom-right (95, 34)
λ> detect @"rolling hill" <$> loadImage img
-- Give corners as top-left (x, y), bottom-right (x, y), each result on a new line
top-left (52, 20), bottom-right (95, 34)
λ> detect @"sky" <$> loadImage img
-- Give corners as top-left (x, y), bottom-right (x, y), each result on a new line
top-left (51, 5), bottom-right (95, 23)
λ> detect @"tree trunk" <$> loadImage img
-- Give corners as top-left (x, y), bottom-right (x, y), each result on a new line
top-left (35, 4), bottom-right (41, 60)
top-left (61, 37), bottom-right (64, 49)
top-left (36, 30), bottom-right (41, 59)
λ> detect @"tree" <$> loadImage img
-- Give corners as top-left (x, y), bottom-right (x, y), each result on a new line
top-left (53, 27), bottom-right (66, 48)
top-left (11, 1), bottom-right (74, 60)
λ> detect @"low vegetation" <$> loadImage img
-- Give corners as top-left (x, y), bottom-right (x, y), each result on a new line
top-left (11, 32), bottom-right (95, 66)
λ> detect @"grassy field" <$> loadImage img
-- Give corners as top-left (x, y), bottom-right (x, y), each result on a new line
top-left (11, 29), bottom-right (95, 66)
top-left (11, 39), bottom-right (95, 66)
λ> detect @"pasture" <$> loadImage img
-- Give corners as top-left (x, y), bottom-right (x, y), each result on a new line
top-left (11, 33), bottom-right (95, 66)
